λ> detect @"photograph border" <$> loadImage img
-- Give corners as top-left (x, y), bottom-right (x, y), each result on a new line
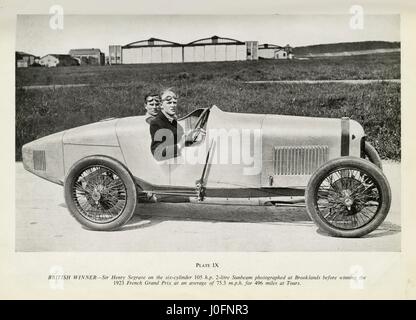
top-left (1, 0), bottom-right (415, 299)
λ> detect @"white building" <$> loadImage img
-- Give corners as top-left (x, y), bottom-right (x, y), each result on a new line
top-left (183, 36), bottom-right (249, 62)
top-left (117, 38), bottom-right (183, 64)
top-left (110, 36), bottom-right (259, 64)
top-left (39, 54), bottom-right (59, 67)
top-left (16, 60), bottom-right (28, 68)
top-left (258, 44), bottom-right (293, 60)
top-left (39, 54), bottom-right (79, 67)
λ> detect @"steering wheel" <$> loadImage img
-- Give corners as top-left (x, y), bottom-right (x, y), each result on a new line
top-left (193, 107), bottom-right (210, 131)
top-left (187, 107), bottom-right (210, 144)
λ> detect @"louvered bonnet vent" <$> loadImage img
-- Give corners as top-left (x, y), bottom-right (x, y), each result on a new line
top-left (273, 145), bottom-right (329, 175)
top-left (33, 150), bottom-right (46, 171)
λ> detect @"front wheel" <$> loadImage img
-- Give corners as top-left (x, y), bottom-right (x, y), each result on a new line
top-left (305, 157), bottom-right (391, 238)
top-left (64, 156), bottom-right (137, 231)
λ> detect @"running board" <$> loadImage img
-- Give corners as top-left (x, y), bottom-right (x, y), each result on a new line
top-left (189, 196), bottom-right (305, 206)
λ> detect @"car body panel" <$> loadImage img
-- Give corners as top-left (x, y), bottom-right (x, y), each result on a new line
top-left (62, 144), bottom-right (125, 174)
top-left (261, 114), bottom-right (342, 187)
top-left (116, 116), bottom-right (170, 186)
top-left (22, 119), bottom-right (126, 185)
top-left (22, 106), bottom-right (366, 194)
top-left (170, 106), bottom-right (265, 188)
top-left (22, 131), bottom-right (66, 184)
top-left (63, 119), bottom-right (120, 146)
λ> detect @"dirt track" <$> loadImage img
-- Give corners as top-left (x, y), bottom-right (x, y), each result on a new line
top-left (15, 161), bottom-right (401, 252)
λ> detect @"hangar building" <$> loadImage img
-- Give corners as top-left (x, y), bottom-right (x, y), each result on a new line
top-left (183, 36), bottom-right (249, 62)
top-left (114, 38), bottom-right (183, 64)
top-left (109, 36), bottom-right (259, 64)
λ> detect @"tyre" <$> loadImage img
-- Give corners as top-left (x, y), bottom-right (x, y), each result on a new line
top-left (64, 156), bottom-right (137, 231)
top-left (363, 141), bottom-right (383, 170)
top-left (305, 157), bottom-right (391, 238)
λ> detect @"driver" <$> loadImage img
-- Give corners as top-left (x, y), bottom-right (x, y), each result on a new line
top-left (149, 89), bottom-right (186, 160)
top-left (149, 89), bottom-right (206, 161)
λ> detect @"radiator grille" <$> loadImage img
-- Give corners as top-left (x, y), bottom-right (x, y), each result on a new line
top-left (273, 145), bottom-right (328, 175)
top-left (33, 150), bottom-right (46, 171)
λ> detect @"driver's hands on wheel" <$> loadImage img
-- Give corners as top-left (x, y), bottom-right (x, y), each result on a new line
top-left (192, 128), bottom-right (206, 141)
top-left (185, 128), bottom-right (206, 145)
top-left (178, 128), bottom-right (207, 149)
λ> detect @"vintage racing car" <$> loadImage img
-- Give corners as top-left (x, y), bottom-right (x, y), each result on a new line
top-left (22, 105), bottom-right (391, 237)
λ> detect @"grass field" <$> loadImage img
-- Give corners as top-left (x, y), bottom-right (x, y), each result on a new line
top-left (15, 53), bottom-right (400, 161)
top-left (17, 52), bottom-right (400, 86)
top-left (293, 41), bottom-right (400, 56)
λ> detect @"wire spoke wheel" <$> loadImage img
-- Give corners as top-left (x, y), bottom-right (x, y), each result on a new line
top-left (305, 157), bottom-right (391, 238)
top-left (72, 165), bottom-right (127, 223)
top-left (64, 157), bottom-right (137, 231)
top-left (316, 168), bottom-right (380, 230)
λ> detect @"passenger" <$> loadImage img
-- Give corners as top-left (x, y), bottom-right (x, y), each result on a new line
top-left (149, 89), bottom-right (185, 160)
top-left (144, 93), bottom-right (160, 124)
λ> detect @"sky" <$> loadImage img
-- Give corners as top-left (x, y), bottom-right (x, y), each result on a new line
top-left (16, 14), bottom-right (400, 57)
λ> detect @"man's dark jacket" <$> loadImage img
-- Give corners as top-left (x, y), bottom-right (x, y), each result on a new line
top-left (149, 112), bottom-right (184, 161)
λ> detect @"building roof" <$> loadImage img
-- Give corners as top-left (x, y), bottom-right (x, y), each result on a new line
top-left (40, 54), bottom-right (79, 64)
top-left (259, 44), bottom-right (293, 52)
top-left (258, 44), bottom-right (283, 49)
top-left (186, 35), bottom-right (244, 46)
top-left (15, 51), bottom-right (39, 59)
top-left (69, 48), bottom-right (102, 55)
top-left (123, 38), bottom-right (181, 48)
top-left (41, 54), bottom-right (69, 59)
top-left (122, 35), bottom-right (245, 48)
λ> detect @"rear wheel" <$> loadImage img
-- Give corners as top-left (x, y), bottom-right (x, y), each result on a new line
top-left (64, 156), bottom-right (137, 231)
top-left (305, 157), bottom-right (391, 237)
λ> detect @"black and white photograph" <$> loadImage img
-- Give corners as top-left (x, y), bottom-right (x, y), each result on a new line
top-left (14, 13), bottom-right (402, 252)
